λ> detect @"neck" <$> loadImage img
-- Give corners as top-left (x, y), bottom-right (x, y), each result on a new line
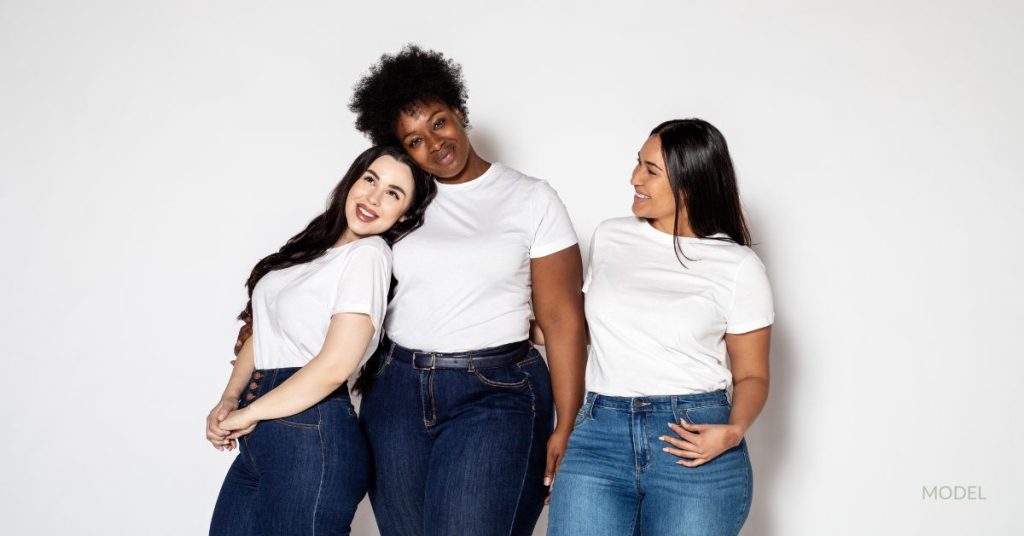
top-left (437, 148), bottom-right (491, 185)
top-left (651, 214), bottom-right (696, 237)
top-left (334, 228), bottom-right (361, 247)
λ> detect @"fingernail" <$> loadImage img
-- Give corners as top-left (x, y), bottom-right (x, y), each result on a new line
top-left (544, 477), bottom-right (551, 486)
top-left (663, 447), bottom-right (669, 452)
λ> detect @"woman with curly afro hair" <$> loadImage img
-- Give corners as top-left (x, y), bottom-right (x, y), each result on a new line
top-left (349, 45), bottom-right (588, 536)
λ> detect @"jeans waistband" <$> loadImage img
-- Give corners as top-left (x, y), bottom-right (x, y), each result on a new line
top-left (383, 337), bottom-right (531, 370)
top-left (587, 390), bottom-right (729, 412)
top-left (240, 367), bottom-right (350, 407)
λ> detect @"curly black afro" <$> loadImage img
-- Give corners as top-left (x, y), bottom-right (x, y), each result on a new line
top-left (349, 45), bottom-right (470, 146)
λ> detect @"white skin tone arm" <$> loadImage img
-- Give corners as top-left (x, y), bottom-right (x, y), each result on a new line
top-left (218, 312), bottom-right (375, 436)
top-left (206, 337), bottom-right (256, 450)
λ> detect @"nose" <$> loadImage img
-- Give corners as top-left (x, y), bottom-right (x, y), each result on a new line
top-left (366, 187), bottom-right (382, 206)
top-left (630, 164), bottom-right (643, 186)
top-left (427, 132), bottom-right (443, 152)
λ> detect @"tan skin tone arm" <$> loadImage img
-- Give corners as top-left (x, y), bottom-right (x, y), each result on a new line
top-left (218, 313), bottom-right (375, 438)
top-left (660, 326), bottom-right (771, 466)
top-left (530, 245), bottom-right (588, 489)
top-left (206, 337), bottom-right (256, 450)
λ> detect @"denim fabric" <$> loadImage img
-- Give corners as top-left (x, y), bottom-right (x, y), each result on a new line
top-left (210, 368), bottom-right (371, 536)
top-left (359, 340), bottom-right (554, 536)
top-left (548, 391), bottom-right (752, 536)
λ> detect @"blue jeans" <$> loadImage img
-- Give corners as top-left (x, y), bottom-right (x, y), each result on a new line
top-left (359, 339), bottom-right (554, 536)
top-left (210, 368), bottom-right (371, 536)
top-left (548, 391), bottom-right (752, 536)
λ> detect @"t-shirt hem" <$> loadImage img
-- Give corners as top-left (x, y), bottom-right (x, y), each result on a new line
top-left (725, 314), bottom-right (775, 335)
top-left (529, 238), bottom-right (578, 259)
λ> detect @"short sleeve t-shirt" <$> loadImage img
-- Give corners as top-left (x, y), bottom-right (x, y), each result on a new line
top-left (251, 236), bottom-right (392, 369)
top-left (583, 217), bottom-right (774, 396)
top-left (385, 163), bottom-right (579, 352)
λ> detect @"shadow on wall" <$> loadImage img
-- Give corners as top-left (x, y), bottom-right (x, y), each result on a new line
top-left (740, 205), bottom-right (797, 536)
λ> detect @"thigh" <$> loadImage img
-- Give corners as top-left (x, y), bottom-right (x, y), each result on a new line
top-left (547, 404), bottom-right (639, 536)
top-left (640, 406), bottom-right (753, 536)
top-left (316, 400), bottom-right (372, 535)
top-left (359, 356), bottom-right (432, 536)
top-left (423, 363), bottom-right (539, 536)
top-left (209, 449), bottom-right (259, 536)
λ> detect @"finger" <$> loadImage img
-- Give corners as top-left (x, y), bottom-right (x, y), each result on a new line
top-left (658, 434), bottom-right (702, 455)
top-left (217, 408), bottom-right (231, 421)
top-left (226, 424), bottom-right (256, 440)
top-left (678, 420), bottom-right (709, 432)
top-left (544, 453), bottom-right (561, 487)
top-left (668, 422), bottom-right (702, 442)
top-left (677, 457), bottom-right (708, 468)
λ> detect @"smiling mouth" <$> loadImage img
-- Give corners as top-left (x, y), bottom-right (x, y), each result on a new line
top-left (634, 192), bottom-right (651, 200)
top-left (355, 204), bottom-right (378, 222)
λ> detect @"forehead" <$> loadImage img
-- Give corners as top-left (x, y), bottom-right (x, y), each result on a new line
top-left (367, 155), bottom-right (413, 185)
top-left (640, 135), bottom-right (663, 159)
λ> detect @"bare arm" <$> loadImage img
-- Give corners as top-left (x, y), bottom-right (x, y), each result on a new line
top-left (531, 245), bottom-right (588, 485)
top-left (221, 313), bottom-right (375, 432)
top-left (206, 337), bottom-right (256, 450)
top-left (660, 326), bottom-right (772, 466)
top-left (723, 326), bottom-right (772, 437)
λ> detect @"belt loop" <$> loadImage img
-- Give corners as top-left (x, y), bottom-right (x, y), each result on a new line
top-left (467, 355), bottom-right (475, 373)
top-left (671, 396), bottom-right (679, 420)
top-left (429, 353), bottom-right (436, 371)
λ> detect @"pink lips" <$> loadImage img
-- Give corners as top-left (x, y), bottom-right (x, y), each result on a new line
top-left (355, 203), bottom-right (378, 223)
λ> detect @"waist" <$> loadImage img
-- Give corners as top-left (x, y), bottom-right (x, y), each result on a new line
top-left (240, 367), bottom-right (351, 407)
top-left (383, 337), bottom-right (531, 370)
top-left (587, 390), bottom-right (729, 412)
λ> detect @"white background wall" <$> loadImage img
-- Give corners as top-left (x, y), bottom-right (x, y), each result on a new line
top-left (2, 1), bottom-right (1022, 534)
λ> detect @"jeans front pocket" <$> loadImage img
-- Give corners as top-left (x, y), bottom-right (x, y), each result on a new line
top-left (471, 364), bottom-right (530, 389)
top-left (678, 402), bottom-right (731, 426)
top-left (276, 404), bottom-right (322, 429)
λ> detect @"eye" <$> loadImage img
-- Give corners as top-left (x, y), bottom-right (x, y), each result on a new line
top-left (433, 118), bottom-right (445, 129)
top-left (408, 138), bottom-right (422, 148)
top-left (363, 174), bottom-right (376, 184)
top-left (387, 190), bottom-right (401, 200)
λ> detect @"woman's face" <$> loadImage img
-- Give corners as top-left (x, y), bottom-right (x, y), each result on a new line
top-left (394, 101), bottom-right (472, 180)
top-left (344, 155), bottom-right (416, 239)
top-left (630, 135), bottom-right (680, 228)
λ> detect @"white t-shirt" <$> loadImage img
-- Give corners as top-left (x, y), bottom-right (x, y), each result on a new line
top-left (583, 217), bottom-right (774, 396)
top-left (385, 163), bottom-right (578, 352)
top-left (251, 236), bottom-right (391, 369)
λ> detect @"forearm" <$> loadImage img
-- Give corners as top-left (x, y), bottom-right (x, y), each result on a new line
top-left (221, 337), bottom-right (256, 402)
top-left (541, 316), bottom-right (587, 431)
top-left (244, 355), bottom-right (357, 421)
top-left (245, 313), bottom-right (374, 422)
top-left (729, 375), bottom-right (769, 436)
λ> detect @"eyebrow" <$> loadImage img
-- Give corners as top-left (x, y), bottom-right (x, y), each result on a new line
top-left (400, 109), bottom-right (446, 142)
top-left (638, 152), bottom-right (663, 171)
top-left (367, 168), bottom-right (407, 196)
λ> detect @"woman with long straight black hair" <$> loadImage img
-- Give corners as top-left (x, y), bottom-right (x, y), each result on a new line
top-left (205, 145), bottom-right (436, 536)
top-left (548, 119), bottom-right (774, 536)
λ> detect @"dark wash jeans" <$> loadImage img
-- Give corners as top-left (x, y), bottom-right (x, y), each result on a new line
top-left (548, 391), bottom-right (752, 536)
top-left (359, 338), bottom-right (554, 536)
top-left (210, 368), bottom-right (370, 536)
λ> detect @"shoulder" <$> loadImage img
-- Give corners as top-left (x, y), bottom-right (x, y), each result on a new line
top-left (494, 163), bottom-right (561, 197)
top-left (344, 236), bottom-right (393, 264)
top-left (593, 217), bottom-right (641, 241)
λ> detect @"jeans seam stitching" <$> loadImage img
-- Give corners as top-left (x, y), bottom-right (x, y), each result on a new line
top-left (311, 415), bottom-right (326, 536)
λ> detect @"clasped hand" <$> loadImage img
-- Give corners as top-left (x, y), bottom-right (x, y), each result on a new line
top-left (659, 421), bottom-right (742, 468)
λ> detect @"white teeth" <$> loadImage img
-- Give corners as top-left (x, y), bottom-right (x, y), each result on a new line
top-left (358, 206), bottom-right (376, 219)
top-left (634, 193), bottom-right (651, 200)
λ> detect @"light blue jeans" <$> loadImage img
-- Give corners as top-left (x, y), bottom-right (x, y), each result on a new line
top-left (548, 390), bottom-right (752, 536)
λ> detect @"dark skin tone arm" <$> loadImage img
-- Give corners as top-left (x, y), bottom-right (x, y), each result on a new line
top-left (530, 244), bottom-right (588, 497)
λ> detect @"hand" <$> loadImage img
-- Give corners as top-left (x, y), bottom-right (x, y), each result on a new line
top-left (220, 406), bottom-right (259, 440)
top-left (544, 425), bottom-right (572, 503)
top-left (206, 398), bottom-right (238, 451)
top-left (660, 421), bottom-right (743, 468)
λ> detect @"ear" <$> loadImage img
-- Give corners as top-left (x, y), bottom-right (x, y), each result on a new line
top-left (453, 108), bottom-right (468, 127)
top-left (399, 215), bottom-right (409, 222)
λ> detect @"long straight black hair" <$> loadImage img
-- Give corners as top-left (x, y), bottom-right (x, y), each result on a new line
top-left (237, 145), bottom-right (437, 324)
top-left (651, 119), bottom-right (751, 264)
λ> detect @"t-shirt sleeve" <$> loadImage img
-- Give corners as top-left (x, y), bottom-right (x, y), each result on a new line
top-left (331, 245), bottom-right (392, 332)
top-left (725, 252), bottom-right (775, 334)
top-left (582, 225), bottom-right (600, 293)
top-left (529, 181), bottom-right (579, 258)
